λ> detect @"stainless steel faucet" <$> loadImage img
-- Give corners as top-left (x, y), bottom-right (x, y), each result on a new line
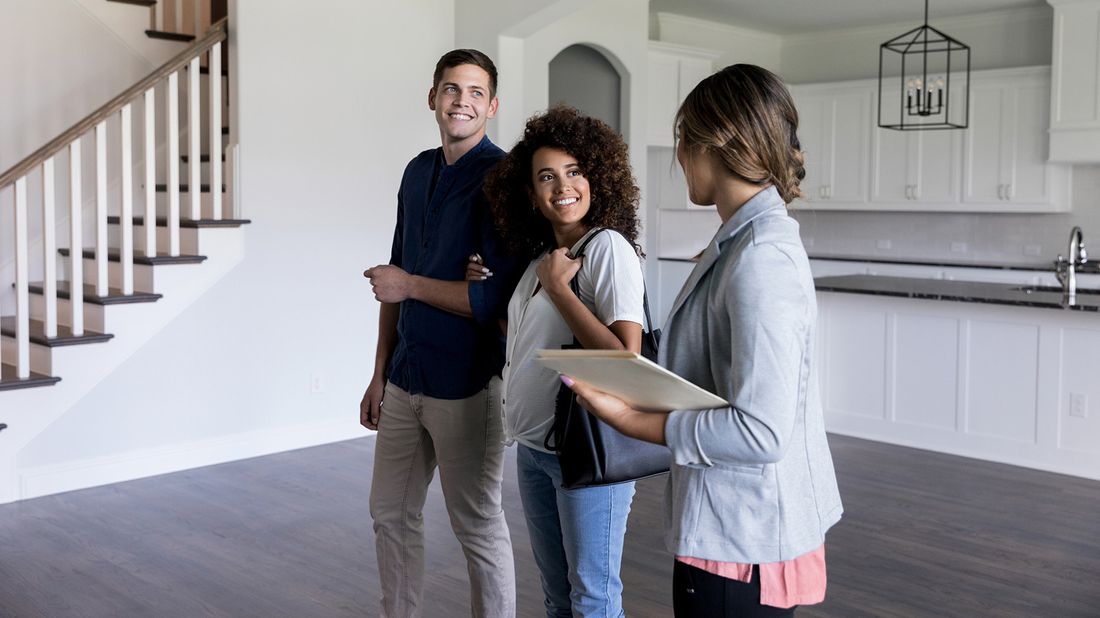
top-left (1055, 226), bottom-right (1087, 302)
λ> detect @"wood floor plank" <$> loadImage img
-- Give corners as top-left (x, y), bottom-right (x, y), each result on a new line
top-left (0, 435), bottom-right (1097, 617)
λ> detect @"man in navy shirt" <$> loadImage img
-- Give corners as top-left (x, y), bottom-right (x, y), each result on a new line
top-left (362, 49), bottom-right (519, 617)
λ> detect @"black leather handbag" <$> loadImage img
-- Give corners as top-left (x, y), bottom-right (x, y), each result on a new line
top-left (543, 229), bottom-right (671, 489)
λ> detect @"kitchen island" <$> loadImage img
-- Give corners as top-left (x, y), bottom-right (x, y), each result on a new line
top-left (815, 274), bottom-right (1100, 480)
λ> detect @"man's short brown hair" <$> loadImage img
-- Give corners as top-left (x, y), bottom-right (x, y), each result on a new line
top-left (433, 49), bottom-right (498, 97)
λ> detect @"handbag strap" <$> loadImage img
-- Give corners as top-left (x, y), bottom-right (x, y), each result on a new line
top-left (570, 228), bottom-right (659, 339)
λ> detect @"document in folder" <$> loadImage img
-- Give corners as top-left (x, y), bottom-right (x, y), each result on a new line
top-left (535, 349), bottom-right (729, 412)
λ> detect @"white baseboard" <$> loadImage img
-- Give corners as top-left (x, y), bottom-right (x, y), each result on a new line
top-left (17, 419), bottom-right (371, 502)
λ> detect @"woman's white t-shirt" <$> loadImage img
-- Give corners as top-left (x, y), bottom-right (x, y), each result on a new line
top-left (502, 228), bottom-right (646, 453)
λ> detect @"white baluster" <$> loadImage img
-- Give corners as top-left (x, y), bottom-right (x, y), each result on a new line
top-left (210, 42), bottom-right (222, 220)
top-left (95, 121), bottom-right (108, 297)
top-left (189, 55), bottom-right (201, 221)
top-left (121, 103), bottom-right (134, 295)
top-left (69, 140), bottom-right (84, 336)
top-left (168, 71), bottom-right (181, 256)
top-left (144, 87), bottom-right (157, 257)
top-left (14, 177), bottom-right (30, 378)
top-left (42, 158), bottom-right (57, 338)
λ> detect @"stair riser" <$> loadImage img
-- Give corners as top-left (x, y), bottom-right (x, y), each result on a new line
top-left (108, 225), bottom-right (201, 255)
top-left (0, 337), bottom-right (52, 375)
top-left (79, 258), bottom-right (157, 294)
top-left (156, 192), bottom-right (231, 220)
top-left (180, 160), bottom-right (218, 184)
top-left (29, 296), bottom-right (106, 332)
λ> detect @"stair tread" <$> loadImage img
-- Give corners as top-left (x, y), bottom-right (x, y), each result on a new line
top-left (146, 30), bottom-right (195, 42)
top-left (155, 184), bottom-right (227, 193)
top-left (0, 364), bottom-right (61, 390)
top-left (107, 215), bottom-right (251, 228)
top-left (0, 316), bottom-right (113, 347)
top-left (29, 281), bottom-right (162, 305)
top-left (58, 248), bottom-right (207, 265)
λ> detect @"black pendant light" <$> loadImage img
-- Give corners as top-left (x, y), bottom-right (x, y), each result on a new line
top-left (878, 0), bottom-right (970, 130)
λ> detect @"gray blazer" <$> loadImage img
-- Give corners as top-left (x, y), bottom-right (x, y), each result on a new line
top-left (661, 186), bottom-right (843, 564)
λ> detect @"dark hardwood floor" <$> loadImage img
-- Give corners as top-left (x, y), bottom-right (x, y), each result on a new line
top-left (1, 434), bottom-right (1098, 617)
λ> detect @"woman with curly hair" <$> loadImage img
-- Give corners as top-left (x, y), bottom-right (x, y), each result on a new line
top-left (468, 105), bottom-right (644, 617)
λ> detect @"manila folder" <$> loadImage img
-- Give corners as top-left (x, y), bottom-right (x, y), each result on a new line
top-left (535, 349), bottom-right (728, 412)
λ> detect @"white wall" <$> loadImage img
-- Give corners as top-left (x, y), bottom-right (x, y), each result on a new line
top-left (18, 1), bottom-right (453, 472)
top-left (651, 12), bottom-right (783, 72)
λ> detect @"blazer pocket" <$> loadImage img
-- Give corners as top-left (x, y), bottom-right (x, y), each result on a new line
top-left (697, 465), bottom-right (778, 547)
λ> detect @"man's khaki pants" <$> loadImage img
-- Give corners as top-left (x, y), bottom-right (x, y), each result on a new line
top-left (369, 378), bottom-right (515, 618)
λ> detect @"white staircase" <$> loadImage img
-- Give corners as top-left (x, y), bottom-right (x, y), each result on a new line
top-left (0, 13), bottom-right (245, 504)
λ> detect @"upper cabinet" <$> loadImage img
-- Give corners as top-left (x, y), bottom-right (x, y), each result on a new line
top-left (962, 68), bottom-right (1070, 211)
top-left (1048, 0), bottom-right (1100, 163)
top-left (790, 66), bottom-right (1071, 213)
top-left (646, 42), bottom-right (719, 147)
top-left (796, 86), bottom-right (873, 207)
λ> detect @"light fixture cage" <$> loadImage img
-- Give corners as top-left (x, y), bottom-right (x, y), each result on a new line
top-left (878, 20), bottom-right (970, 131)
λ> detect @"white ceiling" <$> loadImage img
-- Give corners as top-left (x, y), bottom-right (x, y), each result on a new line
top-left (649, 0), bottom-right (1049, 35)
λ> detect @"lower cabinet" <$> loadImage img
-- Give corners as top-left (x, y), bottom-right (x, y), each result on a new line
top-left (816, 291), bottom-right (1100, 480)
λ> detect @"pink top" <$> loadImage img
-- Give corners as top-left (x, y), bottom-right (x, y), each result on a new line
top-left (676, 545), bottom-right (826, 609)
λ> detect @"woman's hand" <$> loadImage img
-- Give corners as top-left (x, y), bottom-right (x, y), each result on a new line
top-left (562, 376), bottom-right (669, 445)
top-left (465, 253), bottom-right (492, 281)
top-left (536, 247), bottom-right (582, 294)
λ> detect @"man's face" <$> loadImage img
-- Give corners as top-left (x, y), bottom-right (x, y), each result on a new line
top-left (428, 64), bottom-right (498, 145)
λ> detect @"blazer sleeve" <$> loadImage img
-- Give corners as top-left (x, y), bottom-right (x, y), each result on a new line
top-left (663, 243), bottom-right (811, 467)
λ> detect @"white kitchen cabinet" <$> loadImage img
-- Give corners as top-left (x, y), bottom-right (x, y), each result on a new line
top-left (1048, 0), bottom-right (1100, 162)
top-left (871, 89), bottom-right (961, 206)
top-left (816, 290), bottom-right (1100, 480)
top-left (646, 42), bottom-right (718, 147)
top-left (793, 85), bottom-right (873, 207)
top-left (962, 67), bottom-right (1071, 212)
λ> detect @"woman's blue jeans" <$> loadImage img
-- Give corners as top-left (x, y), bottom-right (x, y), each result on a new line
top-left (516, 444), bottom-right (636, 618)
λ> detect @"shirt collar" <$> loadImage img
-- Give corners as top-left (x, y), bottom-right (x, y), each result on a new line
top-left (712, 185), bottom-right (786, 246)
top-left (441, 134), bottom-right (494, 169)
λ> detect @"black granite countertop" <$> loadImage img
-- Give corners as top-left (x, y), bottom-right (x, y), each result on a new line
top-left (807, 254), bottom-right (1059, 271)
top-left (814, 275), bottom-right (1100, 312)
top-left (659, 253), bottom-right (1100, 274)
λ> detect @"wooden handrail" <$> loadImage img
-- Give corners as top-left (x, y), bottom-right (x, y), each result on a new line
top-left (0, 17), bottom-right (228, 189)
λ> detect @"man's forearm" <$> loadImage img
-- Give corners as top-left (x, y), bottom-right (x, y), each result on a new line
top-left (410, 276), bottom-right (473, 317)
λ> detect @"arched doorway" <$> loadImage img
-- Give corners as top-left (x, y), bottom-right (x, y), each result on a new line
top-left (548, 44), bottom-right (622, 133)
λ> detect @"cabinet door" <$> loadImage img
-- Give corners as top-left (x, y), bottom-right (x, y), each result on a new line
top-left (794, 93), bottom-right (826, 203)
top-left (647, 52), bottom-right (679, 147)
top-left (963, 84), bottom-right (1007, 203)
top-left (828, 90), bottom-right (871, 204)
top-left (1008, 82), bottom-right (1053, 204)
top-left (914, 129), bottom-right (960, 204)
top-left (871, 91), bottom-right (914, 203)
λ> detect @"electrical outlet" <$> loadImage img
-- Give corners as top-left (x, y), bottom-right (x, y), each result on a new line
top-left (950, 242), bottom-right (968, 253)
top-left (876, 239), bottom-right (893, 250)
top-left (1069, 392), bottom-right (1088, 419)
top-left (1024, 244), bottom-right (1042, 257)
top-left (311, 372), bottom-right (325, 394)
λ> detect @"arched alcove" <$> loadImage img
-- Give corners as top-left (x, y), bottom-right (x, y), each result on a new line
top-left (548, 44), bottom-right (622, 133)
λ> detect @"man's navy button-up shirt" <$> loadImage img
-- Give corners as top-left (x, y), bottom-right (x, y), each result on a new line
top-left (387, 136), bottom-right (520, 400)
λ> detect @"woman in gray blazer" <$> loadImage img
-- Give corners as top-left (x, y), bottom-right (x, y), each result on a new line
top-left (564, 64), bottom-right (843, 616)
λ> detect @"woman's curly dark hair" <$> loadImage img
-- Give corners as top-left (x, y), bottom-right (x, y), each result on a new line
top-left (484, 105), bottom-right (641, 261)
